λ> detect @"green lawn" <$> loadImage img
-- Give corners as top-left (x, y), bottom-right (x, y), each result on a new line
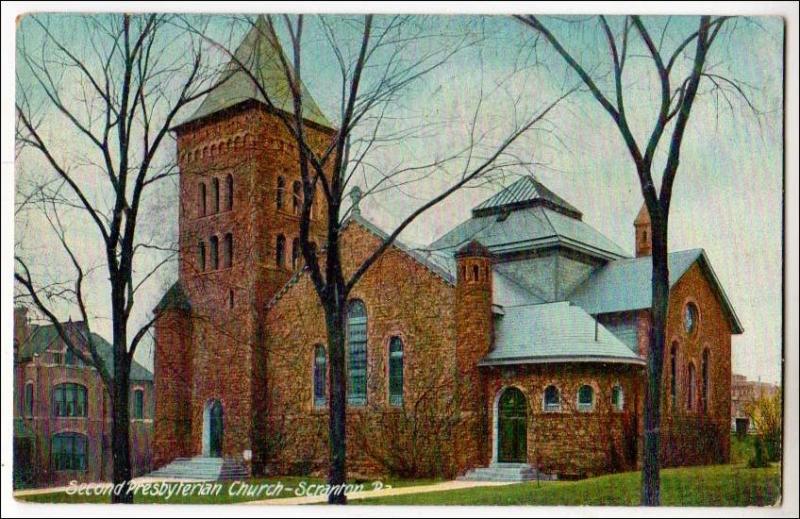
top-left (354, 464), bottom-right (781, 506)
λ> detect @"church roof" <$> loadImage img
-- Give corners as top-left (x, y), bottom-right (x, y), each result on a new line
top-left (481, 301), bottom-right (645, 366)
top-left (473, 175), bottom-right (582, 219)
top-left (179, 15), bottom-right (331, 129)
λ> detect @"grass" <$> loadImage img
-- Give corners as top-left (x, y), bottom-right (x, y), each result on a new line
top-left (354, 464), bottom-right (781, 506)
top-left (731, 434), bottom-right (756, 465)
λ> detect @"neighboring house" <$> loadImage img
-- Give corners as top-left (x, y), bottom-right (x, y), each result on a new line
top-left (13, 308), bottom-right (153, 488)
top-left (731, 373), bottom-right (780, 434)
top-left (152, 16), bottom-right (742, 479)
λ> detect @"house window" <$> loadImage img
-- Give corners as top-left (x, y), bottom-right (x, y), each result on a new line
top-left (292, 180), bottom-right (302, 215)
top-left (52, 383), bottom-right (87, 417)
top-left (225, 174), bottom-right (233, 211)
top-left (210, 236), bottom-right (219, 269)
top-left (313, 345), bottom-right (327, 408)
top-left (612, 385), bottom-right (624, 411)
top-left (198, 241), bottom-right (206, 272)
top-left (578, 385), bottom-right (594, 412)
top-left (347, 300), bottom-right (368, 406)
top-left (472, 264), bottom-right (479, 282)
top-left (52, 352), bottom-right (63, 365)
top-left (199, 183), bottom-right (207, 216)
top-left (276, 176), bottom-right (285, 210)
top-left (702, 348), bottom-right (710, 414)
top-left (51, 433), bottom-right (87, 471)
top-left (24, 382), bottom-right (34, 417)
top-left (133, 389), bottom-right (144, 419)
top-left (683, 303), bottom-right (698, 334)
top-left (65, 347), bottom-right (76, 366)
top-left (212, 178), bottom-right (220, 213)
top-left (388, 336), bottom-right (404, 406)
top-left (275, 235), bottom-right (286, 268)
top-left (223, 233), bottom-right (233, 269)
top-left (543, 385), bottom-right (560, 412)
top-left (687, 362), bottom-right (697, 411)
top-left (670, 343), bottom-right (678, 409)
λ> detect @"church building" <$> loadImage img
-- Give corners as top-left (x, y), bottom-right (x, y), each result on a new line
top-left (152, 18), bottom-right (742, 480)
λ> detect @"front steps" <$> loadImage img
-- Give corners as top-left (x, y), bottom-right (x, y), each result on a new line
top-left (147, 457), bottom-right (249, 481)
top-left (458, 462), bottom-right (557, 482)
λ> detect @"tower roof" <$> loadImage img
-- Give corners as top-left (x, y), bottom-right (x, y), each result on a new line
top-left (179, 15), bottom-right (331, 129)
top-left (635, 203), bottom-right (651, 226)
top-left (472, 174), bottom-right (582, 219)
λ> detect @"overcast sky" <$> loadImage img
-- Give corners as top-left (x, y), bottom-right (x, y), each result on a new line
top-left (15, 14), bottom-right (784, 384)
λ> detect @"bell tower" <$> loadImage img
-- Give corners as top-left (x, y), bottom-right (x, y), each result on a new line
top-left (634, 203), bottom-right (652, 257)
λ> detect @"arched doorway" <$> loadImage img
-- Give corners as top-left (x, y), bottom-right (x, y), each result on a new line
top-left (203, 399), bottom-right (223, 458)
top-left (497, 387), bottom-right (527, 463)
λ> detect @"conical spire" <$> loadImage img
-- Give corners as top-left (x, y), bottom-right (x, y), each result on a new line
top-left (181, 15), bottom-right (331, 128)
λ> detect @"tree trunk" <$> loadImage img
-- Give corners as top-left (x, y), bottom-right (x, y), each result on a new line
top-left (325, 303), bottom-right (348, 504)
top-left (111, 348), bottom-right (133, 504)
top-left (641, 212), bottom-right (670, 506)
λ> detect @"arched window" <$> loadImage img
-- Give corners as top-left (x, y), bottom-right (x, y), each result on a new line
top-left (198, 241), bottom-right (206, 272)
top-left (276, 176), bottom-right (285, 210)
top-left (212, 178), bottom-right (220, 213)
top-left (24, 382), bottom-right (34, 417)
top-left (199, 183), bottom-right (207, 217)
top-left (347, 300), bottom-right (368, 406)
top-left (313, 345), bottom-right (327, 408)
top-left (578, 385), bottom-right (594, 412)
top-left (210, 236), bottom-right (219, 270)
top-left (388, 336), bottom-right (404, 406)
top-left (612, 385), bottom-right (624, 412)
top-left (670, 343), bottom-right (678, 409)
top-left (225, 174), bottom-right (233, 211)
top-left (292, 238), bottom-right (301, 269)
top-left (275, 235), bottom-right (286, 268)
top-left (684, 303), bottom-right (699, 334)
top-left (472, 264), bottom-right (480, 282)
top-left (292, 180), bottom-right (302, 215)
top-left (51, 432), bottom-right (87, 471)
top-left (52, 383), bottom-right (87, 417)
top-left (702, 348), bottom-right (710, 414)
top-left (132, 389), bottom-right (144, 419)
top-left (687, 362), bottom-right (697, 411)
top-left (223, 233), bottom-right (233, 268)
top-left (543, 385), bottom-right (560, 412)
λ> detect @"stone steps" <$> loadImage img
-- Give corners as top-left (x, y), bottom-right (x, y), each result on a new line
top-left (147, 457), bottom-right (249, 481)
top-left (458, 463), bottom-right (557, 482)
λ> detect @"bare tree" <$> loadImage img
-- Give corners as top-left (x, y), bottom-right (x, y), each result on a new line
top-left (197, 14), bottom-right (572, 503)
top-left (15, 13), bottom-right (224, 503)
top-left (515, 14), bottom-right (756, 504)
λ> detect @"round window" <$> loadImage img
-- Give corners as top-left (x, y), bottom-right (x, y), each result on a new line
top-left (684, 303), bottom-right (698, 334)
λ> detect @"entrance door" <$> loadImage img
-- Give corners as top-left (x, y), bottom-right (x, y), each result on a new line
top-left (208, 400), bottom-right (223, 458)
top-left (498, 387), bottom-right (527, 463)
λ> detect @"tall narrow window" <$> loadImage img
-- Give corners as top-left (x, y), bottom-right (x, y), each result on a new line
top-left (687, 362), bottom-right (697, 411)
top-left (24, 382), bottom-right (34, 417)
top-left (198, 241), bottom-right (206, 272)
top-left (292, 180), bottom-right (302, 215)
top-left (544, 385), bottom-right (560, 412)
top-left (275, 235), bottom-right (286, 268)
top-left (52, 383), bottom-right (87, 417)
top-left (212, 177), bottom-right (220, 213)
top-left (133, 389), bottom-right (144, 419)
top-left (388, 337), bottom-right (404, 406)
top-left (65, 347), bottom-right (76, 366)
top-left (313, 345), bottom-right (327, 408)
top-left (291, 238), bottom-right (300, 269)
top-left (578, 385), bottom-right (594, 412)
top-left (612, 385), bottom-right (624, 411)
top-left (210, 236), bottom-right (219, 269)
top-left (225, 174), bottom-right (233, 210)
top-left (347, 300), bottom-right (368, 406)
top-left (670, 343), bottom-right (678, 409)
top-left (223, 233), bottom-right (233, 268)
top-left (51, 433), bottom-right (87, 471)
top-left (276, 176), bottom-right (285, 210)
top-left (199, 183), bottom-right (207, 217)
top-left (702, 349), bottom-right (710, 414)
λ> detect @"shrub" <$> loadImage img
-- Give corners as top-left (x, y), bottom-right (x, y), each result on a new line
top-left (748, 435), bottom-right (770, 468)
top-left (747, 390), bottom-right (782, 462)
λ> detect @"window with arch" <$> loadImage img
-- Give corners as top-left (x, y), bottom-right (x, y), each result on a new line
top-left (701, 348), bottom-right (710, 414)
top-left (199, 182), bottom-right (207, 217)
top-left (684, 302), bottom-right (699, 334)
top-left (388, 336), bottom-right (404, 406)
top-left (198, 241), bottom-right (206, 272)
top-left (223, 233), bottom-right (233, 269)
top-left (276, 176), bottom-right (285, 210)
top-left (346, 300), bottom-right (368, 406)
top-left (612, 385), bottom-right (624, 412)
top-left (275, 235), bottom-right (286, 268)
top-left (209, 236), bottom-right (219, 269)
top-left (292, 180), bottom-right (302, 215)
top-left (313, 345), bottom-right (327, 408)
top-left (212, 177), bottom-right (220, 213)
top-left (225, 174), bottom-right (233, 211)
top-left (52, 383), bottom-right (87, 417)
top-left (577, 385), bottom-right (594, 412)
top-left (51, 432), bottom-right (87, 471)
top-left (543, 385), bottom-right (560, 412)
top-left (472, 264), bottom-right (480, 282)
top-left (670, 342), bottom-right (678, 409)
top-left (24, 382), bottom-right (34, 417)
top-left (291, 238), bottom-right (300, 269)
top-left (687, 362), bottom-right (697, 411)
top-left (132, 389), bottom-right (144, 419)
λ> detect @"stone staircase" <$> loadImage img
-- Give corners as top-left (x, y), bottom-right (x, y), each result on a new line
top-left (146, 457), bottom-right (249, 481)
top-left (458, 462), bottom-right (557, 482)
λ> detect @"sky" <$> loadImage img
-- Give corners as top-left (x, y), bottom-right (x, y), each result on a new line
top-left (14, 13), bottom-right (784, 384)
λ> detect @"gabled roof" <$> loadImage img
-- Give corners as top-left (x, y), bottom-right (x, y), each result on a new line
top-left (473, 175), bottom-right (582, 219)
top-left (481, 301), bottom-right (645, 366)
top-left (154, 281), bottom-right (191, 313)
top-left (17, 323), bottom-right (153, 381)
top-left (569, 248), bottom-right (744, 334)
top-left (178, 15), bottom-right (331, 129)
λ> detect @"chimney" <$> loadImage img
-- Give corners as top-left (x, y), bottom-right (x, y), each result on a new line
top-left (14, 306), bottom-right (30, 346)
top-left (634, 203), bottom-right (652, 257)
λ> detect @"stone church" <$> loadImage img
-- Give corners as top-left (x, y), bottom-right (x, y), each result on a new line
top-left (152, 18), bottom-right (742, 480)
